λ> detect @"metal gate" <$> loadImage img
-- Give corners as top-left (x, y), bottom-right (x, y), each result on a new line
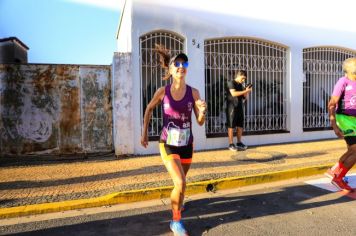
top-left (303, 47), bottom-right (356, 130)
top-left (139, 30), bottom-right (185, 139)
top-left (204, 38), bottom-right (288, 136)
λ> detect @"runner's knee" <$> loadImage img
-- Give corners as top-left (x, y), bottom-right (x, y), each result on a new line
top-left (348, 145), bottom-right (356, 157)
top-left (173, 178), bottom-right (186, 192)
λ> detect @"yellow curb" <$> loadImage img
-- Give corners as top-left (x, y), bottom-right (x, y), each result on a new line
top-left (0, 162), bottom-right (343, 219)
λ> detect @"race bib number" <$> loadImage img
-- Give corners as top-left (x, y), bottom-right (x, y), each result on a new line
top-left (166, 127), bottom-right (190, 146)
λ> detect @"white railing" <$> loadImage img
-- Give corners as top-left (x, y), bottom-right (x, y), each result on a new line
top-left (303, 47), bottom-right (356, 130)
top-left (204, 38), bottom-right (288, 136)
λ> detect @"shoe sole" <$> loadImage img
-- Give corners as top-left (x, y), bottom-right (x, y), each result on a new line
top-left (331, 181), bottom-right (354, 192)
top-left (170, 228), bottom-right (189, 236)
top-left (331, 181), bottom-right (342, 191)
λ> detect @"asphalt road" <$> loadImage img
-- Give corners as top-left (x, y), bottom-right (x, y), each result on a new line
top-left (1, 176), bottom-right (355, 236)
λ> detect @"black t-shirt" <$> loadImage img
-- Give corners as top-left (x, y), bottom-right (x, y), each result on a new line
top-left (226, 79), bottom-right (244, 107)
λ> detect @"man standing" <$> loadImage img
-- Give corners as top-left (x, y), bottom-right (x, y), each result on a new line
top-left (226, 70), bottom-right (252, 151)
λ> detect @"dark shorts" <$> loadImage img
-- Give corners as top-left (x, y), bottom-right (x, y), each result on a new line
top-left (344, 136), bottom-right (356, 146)
top-left (159, 142), bottom-right (193, 164)
top-left (226, 104), bottom-right (244, 128)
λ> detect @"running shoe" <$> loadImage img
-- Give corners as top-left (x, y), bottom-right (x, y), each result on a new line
top-left (324, 167), bottom-right (349, 183)
top-left (236, 142), bottom-right (247, 150)
top-left (331, 178), bottom-right (353, 192)
top-left (228, 144), bottom-right (237, 151)
top-left (170, 220), bottom-right (189, 236)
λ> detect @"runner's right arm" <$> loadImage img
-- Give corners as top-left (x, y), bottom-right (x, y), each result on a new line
top-left (141, 87), bottom-right (165, 147)
top-left (328, 96), bottom-right (343, 138)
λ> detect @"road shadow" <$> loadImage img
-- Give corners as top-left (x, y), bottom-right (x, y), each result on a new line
top-left (4, 184), bottom-right (354, 236)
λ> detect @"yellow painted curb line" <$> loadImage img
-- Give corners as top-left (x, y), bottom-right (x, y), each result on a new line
top-left (0, 163), bottom-right (342, 219)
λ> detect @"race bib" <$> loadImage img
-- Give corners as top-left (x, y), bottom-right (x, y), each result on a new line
top-left (166, 127), bottom-right (190, 146)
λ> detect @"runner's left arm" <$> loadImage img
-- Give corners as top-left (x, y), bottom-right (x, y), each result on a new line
top-left (192, 88), bottom-right (207, 126)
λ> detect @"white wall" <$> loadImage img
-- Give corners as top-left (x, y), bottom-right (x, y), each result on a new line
top-left (115, 0), bottom-right (356, 155)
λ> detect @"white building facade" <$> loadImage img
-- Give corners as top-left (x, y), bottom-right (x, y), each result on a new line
top-left (114, 0), bottom-right (356, 155)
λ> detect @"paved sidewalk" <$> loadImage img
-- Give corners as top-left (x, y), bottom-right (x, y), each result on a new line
top-left (0, 139), bottom-right (354, 218)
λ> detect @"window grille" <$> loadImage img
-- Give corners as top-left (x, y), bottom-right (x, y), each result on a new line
top-left (204, 38), bottom-right (288, 136)
top-left (303, 47), bottom-right (356, 130)
top-left (139, 31), bottom-right (185, 139)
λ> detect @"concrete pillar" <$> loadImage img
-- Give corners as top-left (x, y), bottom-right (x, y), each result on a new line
top-left (289, 47), bottom-right (304, 137)
top-left (112, 52), bottom-right (134, 155)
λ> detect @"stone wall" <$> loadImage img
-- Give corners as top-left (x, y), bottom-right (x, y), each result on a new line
top-left (0, 64), bottom-right (112, 155)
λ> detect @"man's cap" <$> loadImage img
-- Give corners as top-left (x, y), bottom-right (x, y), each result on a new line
top-left (169, 53), bottom-right (188, 65)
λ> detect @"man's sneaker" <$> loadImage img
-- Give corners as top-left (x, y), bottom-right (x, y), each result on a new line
top-left (236, 142), bottom-right (247, 150)
top-left (170, 220), bottom-right (189, 236)
top-left (331, 178), bottom-right (353, 192)
top-left (228, 144), bottom-right (237, 151)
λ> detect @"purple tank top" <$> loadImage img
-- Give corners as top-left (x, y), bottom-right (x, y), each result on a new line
top-left (160, 84), bottom-right (195, 146)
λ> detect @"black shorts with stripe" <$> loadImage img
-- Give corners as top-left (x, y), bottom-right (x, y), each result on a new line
top-left (159, 141), bottom-right (193, 164)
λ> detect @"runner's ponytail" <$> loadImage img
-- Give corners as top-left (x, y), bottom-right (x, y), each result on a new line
top-left (154, 44), bottom-right (172, 80)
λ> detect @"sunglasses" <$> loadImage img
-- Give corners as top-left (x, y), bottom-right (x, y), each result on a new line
top-left (173, 61), bottom-right (189, 68)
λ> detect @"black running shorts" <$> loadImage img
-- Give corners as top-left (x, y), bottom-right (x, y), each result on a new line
top-left (345, 136), bottom-right (356, 146)
top-left (226, 104), bottom-right (244, 128)
top-left (159, 142), bottom-right (193, 164)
